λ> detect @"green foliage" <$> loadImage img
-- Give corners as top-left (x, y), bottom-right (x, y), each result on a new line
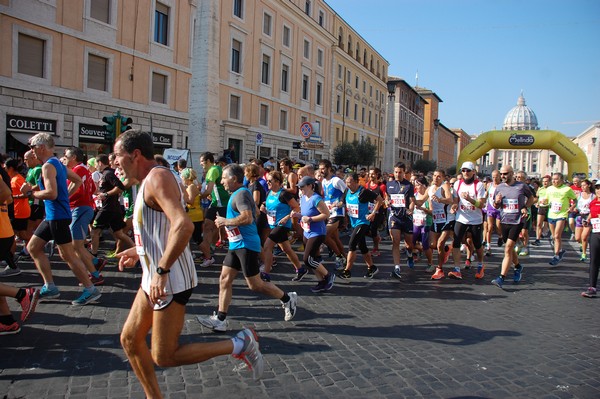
top-left (333, 142), bottom-right (357, 166)
top-left (446, 164), bottom-right (457, 177)
top-left (333, 140), bottom-right (377, 167)
top-left (412, 159), bottom-right (437, 174)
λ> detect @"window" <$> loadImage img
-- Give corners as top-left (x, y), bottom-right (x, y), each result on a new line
top-left (346, 70), bottom-right (351, 84)
top-left (363, 81), bottom-right (366, 93)
top-left (345, 99), bottom-right (350, 117)
top-left (303, 39), bottom-right (310, 59)
top-left (302, 74), bottom-right (309, 100)
top-left (259, 104), bottom-right (269, 127)
top-left (370, 85), bottom-right (373, 96)
top-left (263, 13), bottom-right (272, 36)
top-left (279, 109), bottom-right (288, 130)
top-left (316, 82), bottom-right (322, 106)
top-left (261, 54), bottom-right (270, 85)
top-left (229, 94), bottom-right (240, 119)
top-left (336, 95), bottom-right (341, 113)
top-left (301, 115), bottom-right (307, 124)
top-left (283, 25), bottom-right (290, 47)
top-left (355, 76), bottom-right (359, 89)
top-left (305, 0), bottom-right (311, 16)
top-left (318, 10), bottom-right (324, 26)
top-left (87, 54), bottom-right (108, 91)
top-left (368, 111), bottom-right (372, 126)
top-left (281, 64), bottom-right (289, 92)
top-left (18, 33), bottom-right (45, 78)
top-left (317, 49), bottom-right (323, 67)
top-left (231, 39), bottom-right (241, 73)
top-left (152, 72), bottom-right (167, 104)
top-left (338, 64), bottom-right (342, 79)
top-left (354, 103), bottom-right (358, 120)
top-left (154, 2), bottom-right (169, 46)
top-left (233, 0), bottom-right (243, 18)
top-left (90, 0), bottom-right (110, 24)
top-left (361, 107), bottom-right (365, 123)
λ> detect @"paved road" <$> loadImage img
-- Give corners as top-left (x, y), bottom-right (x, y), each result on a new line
top-left (1, 234), bottom-right (599, 399)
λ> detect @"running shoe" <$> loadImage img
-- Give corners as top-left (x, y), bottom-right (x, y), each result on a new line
top-left (460, 244), bottom-right (466, 253)
top-left (475, 263), bottom-right (485, 279)
top-left (464, 260), bottom-right (471, 270)
top-left (448, 267), bottom-right (462, 280)
top-left (580, 255), bottom-right (589, 263)
top-left (364, 265), bottom-right (379, 279)
top-left (232, 328), bottom-right (264, 381)
top-left (558, 249), bottom-right (566, 261)
top-left (491, 276), bottom-right (504, 289)
top-left (311, 280), bottom-right (327, 293)
top-left (407, 256), bottom-right (415, 269)
top-left (273, 247), bottom-right (284, 256)
top-left (425, 264), bottom-right (436, 273)
top-left (532, 239), bottom-right (541, 246)
top-left (197, 312), bottom-right (229, 332)
top-left (79, 274), bottom-right (105, 286)
top-left (549, 255), bottom-right (560, 266)
top-left (431, 268), bottom-right (445, 280)
top-left (519, 247), bottom-right (529, 256)
top-left (0, 265), bottom-right (21, 277)
top-left (19, 287), bottom-right (39, 322)
top-left (513, 265), bottom-right (523, 283)
top-left (39, 285), bottom-right (60, 300)
top-left (581, 287), bottom-right (597, 298)
top-left (0, 321), bottom-right (21, 336)
top-left (337, 269), bottom-right (351, 280)
top-left (282, 292), bottom-right (298, 321)
top-left (325, 273), bottom-right (336, 291)
top-left (292, 268), bottom-right (308, 282)
top-left (260, 272), bottom-right (271, 282)
top-left (391, 267), bottom-right (402, 280)
top-left (200, 257), bottom-right (216, 268)
top-left (45, 240), bottom-right (56, 257)
top-left (371, 249), bottom-right (381, 257)
top-left (71, 287), bottom-right (101, 306)
top-left (497, 237), bottom-right (504, 247)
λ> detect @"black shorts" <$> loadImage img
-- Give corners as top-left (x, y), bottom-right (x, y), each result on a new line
top-left (537, 207), bottom-right (548, 218)
top-left (93, 209), bottom-right (126, 232)
top-left (349, 224), bottom-right (370, 253)
top-left (268, 226), bottom-right (290, 244)
top-left (453, 221), bottom-right (484, 249)
top-left (223, 248), bottom-right (260, 278)
top-left (34, 219), bottom-right (73, 245)
top-left (205, 206), bottom-right (226, 221)
top-left (388, 214), bottom-right (413, 234)
top-left (368, 212), bottom-right (386, 237)
top-left (29, 203), bottom-right (45, 221)
top-left (145, 287), bottom-right (194, 311)
top-left (256, 212), bottom-right (269, 231)
top-left (501, 222), bottom-right (524, 243)
top-left (10, 218), bottom-right (28, 231)
top-left (327, 216), bottom-right (345, 225)
top-left (432, 220), bottom-right (455, 234)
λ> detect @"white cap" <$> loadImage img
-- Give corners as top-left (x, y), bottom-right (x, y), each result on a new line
top-left (460, 161), bottom-right (476, 171)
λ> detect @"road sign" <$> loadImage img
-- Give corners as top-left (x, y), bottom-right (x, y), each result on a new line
top-left (300, 122), bottom-right (313, 139)
top-left (303, 149), bottom-right (309, 155)
top-left (256, 133), bottom-right (263, 145)
top-left (292, 141), bottom-right (301, 149)
top-left (301, 141), bottom-right (325, 149)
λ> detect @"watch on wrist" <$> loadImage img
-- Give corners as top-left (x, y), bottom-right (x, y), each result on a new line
top-left (156, 267), bottom-right (170, 275)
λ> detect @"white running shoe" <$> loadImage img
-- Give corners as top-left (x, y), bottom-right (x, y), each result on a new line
top-left (283, 292), bottom-right (298, 321)
top-left (197, 312), bottom-right (228, 332)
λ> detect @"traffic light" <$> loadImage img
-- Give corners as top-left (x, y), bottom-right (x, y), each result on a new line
top-left (120, 116), bottom-right (133, 133)
top-left (102, 114), bottom-right (117, 140)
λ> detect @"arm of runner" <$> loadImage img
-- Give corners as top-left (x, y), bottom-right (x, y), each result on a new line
top-left (66, 167), bottom-right (83, 196)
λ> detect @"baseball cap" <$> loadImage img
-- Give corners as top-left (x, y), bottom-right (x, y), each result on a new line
top-left (297, 176), bottom-right (316, 188)
top-left (87, 157), bottom-right (96, 168)
top-left (460, 161), bottom-right (475, 171)
top-left (216, 156), bottom-right (228, 164)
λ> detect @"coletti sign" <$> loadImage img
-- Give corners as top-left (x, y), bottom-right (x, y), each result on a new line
top-left (508, 134), bottom-right (535, 146)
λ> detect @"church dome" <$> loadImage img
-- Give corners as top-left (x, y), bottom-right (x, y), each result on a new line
top-left (502, 93), bottom-right (539, 130)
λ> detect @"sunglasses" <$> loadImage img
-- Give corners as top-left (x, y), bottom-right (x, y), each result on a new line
top-left (500, 172), bottom-right (509, 176)
top-left (461, 169), bottom-right (472, 172)
top-left (267, 179), bottom-right (277, 183)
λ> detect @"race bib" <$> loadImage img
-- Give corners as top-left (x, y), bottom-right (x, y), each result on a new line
top-left (390, 194), bottom-right (405, 208)
top-left (551, 201), bottom-right (562, 213)
top-left (301, 220), bottom-right (311, 232)
top-left (123, 196), bottom-right (130, 209)
top-left (413, 210), bottom-right (426, 226)
top-left (267, 210), bottom-right (277, 226)
top-left (133, 224), bottom-right (146, 256)
top-left (93, 195), bottom-right (103, 208)
top-left (433, 209), bottom-right (446, 223)
top-left (225, 226), bottom-right (243, 242)
top-left (502, 198), bottom-right (519, 214)
top-left (347, 204), bottom-right (359, 218)
top-left (460, 201), bottom-right (475, 211)
top-left (591, 218), bottom-right (600, 233)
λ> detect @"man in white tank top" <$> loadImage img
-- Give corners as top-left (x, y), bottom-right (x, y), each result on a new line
top-left (113, 131), bottom-right (264, 397)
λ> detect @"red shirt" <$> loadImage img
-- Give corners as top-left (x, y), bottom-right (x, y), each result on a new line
top-left (69, 164), bottom-right (95, 208)
top-left (589, 198), bottom-right (600, 219)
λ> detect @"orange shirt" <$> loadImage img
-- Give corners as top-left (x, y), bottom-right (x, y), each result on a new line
top-left (11, 174), bottom-right (31, 219)
top-left (0, 203), bottom-right (14, 238)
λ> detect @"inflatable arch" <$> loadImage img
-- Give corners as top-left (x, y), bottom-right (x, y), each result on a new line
top-left (457, 130), bottom-right (588, 178)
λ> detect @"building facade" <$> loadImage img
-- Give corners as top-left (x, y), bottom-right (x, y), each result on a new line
top-left (0, 0), bottom-right (195, 158)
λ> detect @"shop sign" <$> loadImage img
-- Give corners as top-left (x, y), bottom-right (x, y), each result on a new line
top-left (7, 115), bottom-right (56, 133)
top-left (153, 133), bottom-right (173, 147)
top-left (79, 123), bottom-right (109, 141)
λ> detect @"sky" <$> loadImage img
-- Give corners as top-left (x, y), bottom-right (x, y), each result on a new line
top-left (325, 0), bottom-right (600, 137)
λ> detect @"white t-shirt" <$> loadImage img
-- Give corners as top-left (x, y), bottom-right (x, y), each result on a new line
top-left (453, 180), bottom-right (486, 225)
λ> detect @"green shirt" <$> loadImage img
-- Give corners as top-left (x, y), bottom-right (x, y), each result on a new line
top-left (206, 165), bottom-right (229, 207)
top-left (546, 185), bottom-right (577, 219)
top-left (25, 165), bottom-right (42, 206)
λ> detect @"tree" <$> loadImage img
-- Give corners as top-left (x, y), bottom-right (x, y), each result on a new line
top-left (355, 140), bottom-right (377, 167)
top-left (446, 164), bottom-right (457, 177)
top-left (333, 142), bottom-right (357, 166)
top-left (412, 159), bottom-right (437, 175)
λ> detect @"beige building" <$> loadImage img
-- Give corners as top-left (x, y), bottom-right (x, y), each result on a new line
top-left (0, 0), bottom-right (195, 157)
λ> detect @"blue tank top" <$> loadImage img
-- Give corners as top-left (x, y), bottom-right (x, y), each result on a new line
top-left (265, 189), bottom-right (292, 229)
top-left (226, 187), bottom-right (261, 252)
top-left (39, 157), bottom-right (72, 220)
top-left (345, 186), bottom-right (371, 228)
top-left (300, 193), bottom-right (326, 238)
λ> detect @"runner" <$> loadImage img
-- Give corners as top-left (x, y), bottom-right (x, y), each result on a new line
top-left (546, 173), bottom-right (577, 266)
top-left (319, 159), bottom-right (348, 269)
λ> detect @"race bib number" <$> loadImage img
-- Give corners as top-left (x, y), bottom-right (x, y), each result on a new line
top-left (390, 194), bottom-right (405, 208)
top-left (301, 220), bottom-right (311, 232)
top-left (502, 198), bottom-right (519, 213)
top-left (267, 210), bottom-right (277, 226)
top-left (591, 218), bottom-right (600, 233)
top-left (413, 210), bottom-right (426, 226)
top-left (225, 226), bottom-right (243, 242)
top-left (368, 202), bottom-right (375, 214)
top-left (433, 209), bottom-right (446, 223)
top-left (133, 225), bottom-right (145, 256)
top-left (93, 195), bottom-right (103, 208)
top-left (347, 204), bottom-right (359, 218)
top-left (460, 201), bottom-right (475, 211)
top-left (123, 196), bottom-right (130, 209)
top-left (551, 201), bottom-right (562, 213)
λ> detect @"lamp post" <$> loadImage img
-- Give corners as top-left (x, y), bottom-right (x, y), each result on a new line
top-left (592, 137), bottom-right (597, 178)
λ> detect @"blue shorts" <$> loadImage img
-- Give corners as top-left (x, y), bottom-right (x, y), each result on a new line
top-left (548, 217), bottom-right (567, 225)
top-left (70, 206), bottom-right (94, 241)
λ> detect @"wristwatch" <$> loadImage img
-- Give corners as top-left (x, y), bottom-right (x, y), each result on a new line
top-left (156, 267), bottom-right (170, 275)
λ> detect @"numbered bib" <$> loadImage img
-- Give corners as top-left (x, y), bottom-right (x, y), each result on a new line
top-left (413, 210), bottom-right (426, 226)
top-left (347, 204), bottom-right (359, 218)
top-left (433, 209), bottom-right (446, 223)
top-left (123, 196), bottom-right (130, 209)
top-left (133, 224), bottom-right (146, 256)
top-left (225, 226), bottom-right (243, 242)
top-left (460, 201), bottom-right (475, 211)
top-left (390, 194), bottom-right (405, 208)
top-left (300, 220), bottom-right (311, 232)
top-left (93, 195), bottom-right (103, 208)
top-left (267, 210), bottom-right (277, 226)
top-left (502, 198), bottom-right (519, 214)
top-left (592, 218), bottom-right (600, 233)
top-left (551, 201), bottom-right (562, 213)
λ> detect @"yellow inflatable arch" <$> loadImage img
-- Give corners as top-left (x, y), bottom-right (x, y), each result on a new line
top-left (457, 130), bottom-right (588, 178)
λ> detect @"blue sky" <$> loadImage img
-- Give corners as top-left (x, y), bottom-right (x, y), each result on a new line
top-left (325, 0), bottom-right (600, 137)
